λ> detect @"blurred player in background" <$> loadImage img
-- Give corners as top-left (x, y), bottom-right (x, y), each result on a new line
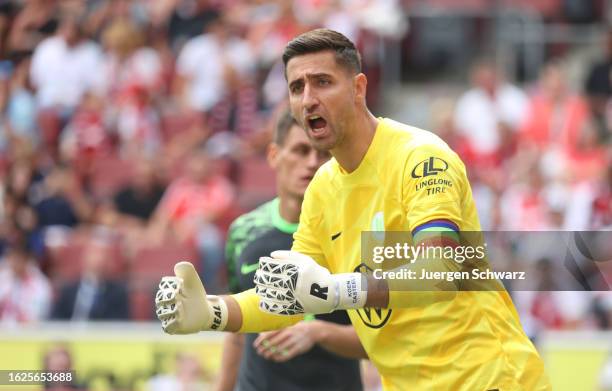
top-left (156, 29), bottom-right (552, 390)
top-left (215, 108), bottom-right (365, 391)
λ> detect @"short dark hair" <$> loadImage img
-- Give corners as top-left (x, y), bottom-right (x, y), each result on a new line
top-left (282, 28), bottom-right (361, 76)
top-left (273, 107), bottom-right (299, 146)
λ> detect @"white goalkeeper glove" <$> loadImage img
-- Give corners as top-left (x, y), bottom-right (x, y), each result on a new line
top-left (254, 250), bottom-right (367, 315)
top-left (155, 262), bottom-right (228, 334)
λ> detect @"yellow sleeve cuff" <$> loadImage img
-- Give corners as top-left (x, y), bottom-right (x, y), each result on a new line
top-left (232, 289), bottom-right (303, 333)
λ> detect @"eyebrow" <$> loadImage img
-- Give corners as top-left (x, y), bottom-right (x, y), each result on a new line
top-left (288, 73), bottom-right (333, 89)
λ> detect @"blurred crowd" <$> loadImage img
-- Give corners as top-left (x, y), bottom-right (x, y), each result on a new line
top-left (0, 0), bottom-right (610, 342)
top-left (432, 32), bottom-right (612, 338)
top-left (0, 0), bottom-right (404, 327)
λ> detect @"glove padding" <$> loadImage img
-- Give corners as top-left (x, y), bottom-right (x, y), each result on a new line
top-left (254, 250), bottom-right (366, 315)
top-left (155, 262), bottom-right (227, 334)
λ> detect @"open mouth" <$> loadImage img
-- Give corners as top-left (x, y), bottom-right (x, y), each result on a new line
top-left (307, 115), bottom-right (328, 135)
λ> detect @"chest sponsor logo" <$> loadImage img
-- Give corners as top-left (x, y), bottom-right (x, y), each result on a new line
top-left (353, 263), bottom-right (392, 328)
top-left (411, 157), bottom-right (448, 178)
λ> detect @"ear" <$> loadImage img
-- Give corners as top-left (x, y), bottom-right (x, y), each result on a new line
top-left (354, 73), bottom-right (368, 103)
top-left (267, 143), bottom-right (279, 169)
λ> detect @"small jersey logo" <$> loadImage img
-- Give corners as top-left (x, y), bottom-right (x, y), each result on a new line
top-left (411, 157), bottom-right (448, 178)
top-left (331, 232), bottom-right (342, 241)
top-left (371, 211), bottom-right (385, 242)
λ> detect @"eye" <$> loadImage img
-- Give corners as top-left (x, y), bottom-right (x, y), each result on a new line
top-left (318, 79), bottom-right (331, 86)
top-left (292, 144), bottom-right (310, 156)
top-left (290, 83), bottom-right (303, 94)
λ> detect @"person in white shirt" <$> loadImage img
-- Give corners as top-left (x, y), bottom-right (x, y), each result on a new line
top-left (175, 10), bottom-right (254, 113)
top-left (0, 238), bottom-right (51, 325)
top-left (29, 13), bottom-right (102, 112)
top-left (454, 58), bottom-right (528, 161)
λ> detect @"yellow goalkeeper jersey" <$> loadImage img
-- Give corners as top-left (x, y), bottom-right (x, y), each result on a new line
top-left (292, 118), bottom-right (551, 391)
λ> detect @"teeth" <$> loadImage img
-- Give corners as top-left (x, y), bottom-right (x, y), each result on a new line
top-left (308, 115), bottom-right (321, 120)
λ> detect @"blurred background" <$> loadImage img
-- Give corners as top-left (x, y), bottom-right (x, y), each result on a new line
top-left (0, 0), bottom-right (611, 390)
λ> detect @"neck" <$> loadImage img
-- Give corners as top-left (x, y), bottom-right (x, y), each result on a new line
top-left (333, 110), bottom-right (379, 173)
top-left (278, 194), bottom-right (302, 223)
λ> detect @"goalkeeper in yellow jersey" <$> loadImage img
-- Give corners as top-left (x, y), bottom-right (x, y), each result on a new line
top-left (155, 28), bottom-right (552, 390)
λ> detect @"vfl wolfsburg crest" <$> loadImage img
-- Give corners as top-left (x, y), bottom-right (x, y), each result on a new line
top-left (371, 211), bottom-right (385, 242)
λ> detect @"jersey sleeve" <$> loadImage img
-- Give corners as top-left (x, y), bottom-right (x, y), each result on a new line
top-left (232, 289), bottom-right (303, 333)
top-left (291, 180), bottom-right (327, 267)
top-left (402, 144), bottom-right (467, 233)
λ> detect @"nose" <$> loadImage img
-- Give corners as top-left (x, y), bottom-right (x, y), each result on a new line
top-left (302, 83), bottom-right (319, 112)
top-left (306, 149), bottom-right (320, 169)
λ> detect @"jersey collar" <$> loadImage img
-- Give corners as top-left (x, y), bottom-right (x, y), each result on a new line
top-left (271, 197), bottom-right (299, 234)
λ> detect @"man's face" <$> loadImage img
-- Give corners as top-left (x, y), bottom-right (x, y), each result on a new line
top-left (286, 51), bottom-right (357, 151)
top-left (269, 124), bottom-right (330, 198)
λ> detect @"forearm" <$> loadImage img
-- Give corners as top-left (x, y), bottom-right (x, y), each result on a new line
top-left (222, 295), bottom-right (243, 332)
top-left (364, 274), bottom-right (389, 308)
top-left (230, 289), bottom-right (303, 333)
top-left (312, 321), bottom-right (368, 359)
top-left (363, 255), bottom-right (477, 308)
top-left (214, 333), bottom-right (244, 391)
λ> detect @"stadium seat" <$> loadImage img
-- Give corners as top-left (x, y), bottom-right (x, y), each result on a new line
top-left (160, 111), bottom-right (204, 143)
top-left (129, 283), bottom-right (157, 321)
top-left (131, 241), bottom-right (200, 279)
top-left (90, 155), bottom-right (135, 199)
top-left (237, 157), bottom-right (276, 209)
top-left (45, 229), bottom-right (126, 282)
top-left (129, 241), bottom-right (200, 320)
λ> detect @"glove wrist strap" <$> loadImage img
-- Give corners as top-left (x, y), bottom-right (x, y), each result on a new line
top-left (204, 295), bottom-right (228, 331)
top-left (333, 273), bottom-right (367, 310)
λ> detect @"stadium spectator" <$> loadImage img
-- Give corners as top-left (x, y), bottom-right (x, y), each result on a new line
top-left (148, 352), bottom-right (213, 391)
top-left (3, 156), bottom-right (43, 249)
top-left (34, 165), bottom-right (92, 233)
top-left (454, 57), bottom-right (528, 171)
top-left (150, 147), bottom-right (235, 293)
top-left (8, 0), bottom-right (57, 53)
top-left (42, 344), bottom-right (84, 390)
top-left (102, 157), bottom-right (166, 257)
top-left (113, 157), bottom-right (165, 224)
top-left (97, 18), bottom-right (164, 156)
top-left (0, 2), bottom-right (17, 60)
top-left (520, 60), bottom-right (589, 152)
top-left (166, 0), bottom-right (220, 51)
top-left (247, 1), bottom-right (309, 67)
top-left (513, 258), bottom-right (595, 339)
top-left (520, 60), bottom-right (605, 182)
top-left (0, 52), bottom-right (38, 154)
top-left (51, 235), bottom-right (129, 321)
top-left (600, 354), bottom-right (612, 391)
top-left (29, 12), bottom-right (102, 157)
top-left (0, 235), bottom-right (51, 325)
top-left (499, 158), bottom-right (565, 230)
top-left (174, 10), bottom-right (255, 118)
top-left (584, 27), bottom-right (612, 145)
top-left (58, 92), bottom-right (111, 163)
top-left (590, 165), bottom-right (612, 229)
